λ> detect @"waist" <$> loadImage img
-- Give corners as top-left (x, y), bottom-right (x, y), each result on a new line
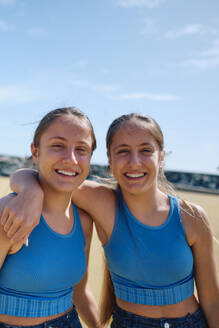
top-left (0, 306), bottom-right (80, 327)
top-left (112, 304), bottom-right (208, 328)
top-left (116, 294), bottom-right (199, 319)
top-left (0, 287), bottom-right (74, 318)
top-left (112, 275), bottom-right (194, 305)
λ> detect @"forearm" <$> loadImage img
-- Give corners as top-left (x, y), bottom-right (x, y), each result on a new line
top-left (0, 169), bottom-right (44, 242)
top-left (10, 168), bottom-right (41, 194)
top-left (74, 287), bottom-right (101, 328)
top-left (204, 300), bottom-right (219, 328)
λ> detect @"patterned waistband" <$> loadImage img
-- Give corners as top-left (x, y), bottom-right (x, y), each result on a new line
top-left (0, 306), bottom-right (78, 328)
top-left (0, 290), bottom-right (73, 317)
top-left (113, 277), bottom-right (194, 305)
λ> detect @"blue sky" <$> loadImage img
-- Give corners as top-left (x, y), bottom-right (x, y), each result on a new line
top-left (0, 0), bottom-right (219, 174)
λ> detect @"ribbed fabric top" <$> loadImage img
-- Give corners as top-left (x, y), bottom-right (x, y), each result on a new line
top-left (103, 191), bottom-right (194, 305)
top-left (0, 203), bottom-right (86, 317)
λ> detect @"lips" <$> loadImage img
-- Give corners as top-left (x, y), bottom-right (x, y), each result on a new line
top-left (55, 169), bottom-right (78, 177)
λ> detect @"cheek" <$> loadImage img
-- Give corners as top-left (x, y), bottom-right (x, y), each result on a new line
top-left (80, 155), bottom-right (91, 169)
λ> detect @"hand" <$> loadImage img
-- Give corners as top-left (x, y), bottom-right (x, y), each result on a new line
top-left (0, 190), bottom-right (43, 243)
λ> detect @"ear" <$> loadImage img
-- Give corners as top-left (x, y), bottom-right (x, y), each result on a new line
top-left (159, 149), bottom-right (165, 168)
top-left (31, 142), bottom-right (40, 165)
top-left (107, 154), bottom-right (113, 174)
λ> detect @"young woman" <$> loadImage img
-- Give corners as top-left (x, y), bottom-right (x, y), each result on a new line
top-left (0, 107), bottom-right (101, 327)
top-left (1, 113), bottom-right (219, 327)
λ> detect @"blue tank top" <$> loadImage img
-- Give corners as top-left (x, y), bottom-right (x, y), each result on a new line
top-left (0, 203), bottom-right (86, 317)
top-left (103, 190), bottom-right (194, 305)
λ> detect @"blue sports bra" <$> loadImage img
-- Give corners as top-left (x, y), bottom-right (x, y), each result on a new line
top-left (0, 203), bottom-right (86, 317)
top-left (103, 191), bottom-right (194, 305)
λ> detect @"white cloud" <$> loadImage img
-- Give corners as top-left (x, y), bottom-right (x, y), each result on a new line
top-left (27, 28), bottom-right (48, 37)
top-left (201, 39), bottom-right (219, 57)
top-left (165, 24), bottom-right (202, 39)
top-left (0, 0), bottom-right (15, 5)
top-left (0, 86), bottom-right (37, 103)
top-left (117, 0), bottom-right (166, 9)
top-left (183, 39), bottom-right (219, 70)
top-left (71, 79), bottom-right (119, 95)
top-left (119, 92), bottom-right (180, 101)
top-left (183, 57), bottom-right (219, 70)
top-left (72, 79), bottom-right (179, 101)
top-left (165, 24), bottom-right (218, 39)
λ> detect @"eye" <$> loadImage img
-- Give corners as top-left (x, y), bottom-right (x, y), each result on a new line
top-left (51, 144), bottom-right (64, 149)
top-left (76, 147), bottom-right (89, 154)
top-left (117, 148), bottom-right (129, 154)
top-left (141, 148), bottom-right (151, 152)
top-left (116, 149), bottom-right (129, 156)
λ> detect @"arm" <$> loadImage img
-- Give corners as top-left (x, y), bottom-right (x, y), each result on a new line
top-left (71, 181), bottom-right (116, 245)
top-left (190, 205), bottom-right (219, 328)
top-left (0, 194), bottom-right (19, 268)
top-left (0, 168), bottom-right (43, 242)
top-left (73, 211), bottom-right (101, 327)
top-left (3, 168), bottom-right (115, 246)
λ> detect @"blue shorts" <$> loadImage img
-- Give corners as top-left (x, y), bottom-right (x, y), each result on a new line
top-left (111, 305), bottom-right (209, 328)
top-left (0, 306), bottom-right (82, 328)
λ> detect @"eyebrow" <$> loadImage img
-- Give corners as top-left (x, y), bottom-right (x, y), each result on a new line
top-left (114, 142), bottom-right (152, 148)
top-left (48, 136), bottom-right (90, 145)
top-left (49, 136), bottom-right (66, 141)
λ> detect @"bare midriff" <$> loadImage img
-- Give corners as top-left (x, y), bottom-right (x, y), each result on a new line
top-left (0, 306), bottom-right (72, 325)
top-left (116, 295), bottom-right (199, 318)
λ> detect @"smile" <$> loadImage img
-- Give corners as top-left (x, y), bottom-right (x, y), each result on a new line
top-left (56, 169), bottom-right (78, 177)
top-left (125, 173), bottom-right (146, 178)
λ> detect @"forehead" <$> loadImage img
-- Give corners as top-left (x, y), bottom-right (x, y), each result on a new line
top-left (41, 115), bottom-right (92, 142)
top-left (111, 119), bottom-right (156, 144)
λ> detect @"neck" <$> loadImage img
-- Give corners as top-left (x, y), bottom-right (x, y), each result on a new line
top-left (39, 181), bottom-right (73, 216)
top-left (121, 186), bottom-right (167, 219)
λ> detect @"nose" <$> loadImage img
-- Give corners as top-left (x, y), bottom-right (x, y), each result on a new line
top-left (63, 148), bottom-right (78, 165)
top-left (129, 151), bottom-right (141, 167)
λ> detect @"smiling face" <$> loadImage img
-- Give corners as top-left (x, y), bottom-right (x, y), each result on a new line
top-left (108, 118), bottom-right (165, 197)
top-left (31, 115), bottom-right (93, 194)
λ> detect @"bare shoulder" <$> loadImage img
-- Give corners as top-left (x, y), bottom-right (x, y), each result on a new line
top-left (72, 179), bottom-right (116, 226)
top-left (77, 179), bottom-right (116, 202)
top-left (180, 198), bottom-right (212, 246)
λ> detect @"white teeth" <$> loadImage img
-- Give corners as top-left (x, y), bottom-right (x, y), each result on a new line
top-left (57, 170), bottom-right (77, 176)
top-left (125, 173), bottom-right (145, 178)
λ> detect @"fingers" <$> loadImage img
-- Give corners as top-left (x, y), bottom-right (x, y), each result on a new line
top-left (0, 207), bottom-right (32, 243)
top-left (0, 207), bottom-right (10, 226)
top-left (11, 227), bottom-right (30, 244)
top-left (6, 218), bottom-right (24, 239)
